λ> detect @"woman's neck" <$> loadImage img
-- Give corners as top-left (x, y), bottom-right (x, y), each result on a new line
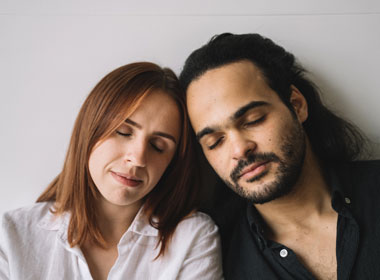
top-left (96, 198), bottom-right (143, 245)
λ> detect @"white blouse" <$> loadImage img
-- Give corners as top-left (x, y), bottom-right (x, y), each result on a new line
top-left (0, 202), bottom-right (223, 279)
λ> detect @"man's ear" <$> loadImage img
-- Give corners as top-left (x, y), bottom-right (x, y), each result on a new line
top-left (290, 85), bottom-right (308, 123)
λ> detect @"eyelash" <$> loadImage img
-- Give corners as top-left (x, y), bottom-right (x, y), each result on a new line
top-left (208, 136), bottom-right (224, 150)
top-left (243, 115), bottom-right (266, 127)
top-left (207, 116), bottom-right (266, 150)
top-left (116, 131), bottom-right (164, 153)
top-left (116, 131), bottom-right (131, 137)
top-left (151, 144), bottom-right (163, 153)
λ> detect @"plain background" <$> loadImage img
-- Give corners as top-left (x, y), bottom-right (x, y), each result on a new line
top-left (1, 0), bottom-right (379, 215)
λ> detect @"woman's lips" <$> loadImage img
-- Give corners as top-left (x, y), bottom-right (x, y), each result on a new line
top-left (111, 171), bottom-right (143, 187)
top-left (239, 161), bottom-right (270, 180)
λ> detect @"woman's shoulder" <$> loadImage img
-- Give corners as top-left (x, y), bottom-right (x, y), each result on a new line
top-left (1, 202), bottom-right (55, 231)
top-left (174, 211), bottom-right (219, 237)
top-left (183, 211), bottom-right (217, 223)
top-left (162, 211), bottom-right (223, 279)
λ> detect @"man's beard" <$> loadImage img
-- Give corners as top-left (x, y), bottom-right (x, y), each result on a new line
top-left (224, 119), bottom-right (306, 204)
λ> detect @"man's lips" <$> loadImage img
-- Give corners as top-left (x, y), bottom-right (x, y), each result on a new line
top-left (238, 161), bottom-right (270, 179)
top-left (111, 171), bottom-right (143, 187)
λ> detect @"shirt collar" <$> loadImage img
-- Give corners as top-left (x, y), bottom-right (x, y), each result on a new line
top-left (246, 162), bottom-right (354, 238)
top-left (129, 205), bottom-right (159, 237)
top-left (246, 203), bottom-right (266, 239)
top-left (324, 162), bottom-right (354, 216)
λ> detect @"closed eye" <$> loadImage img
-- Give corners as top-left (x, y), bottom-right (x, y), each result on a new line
top-left (150, 142), bottom-right (164, 153)
top-left (207, 136), bottom-right (224, 150)
top-left (116, 131), bottom-right (132, 137)
top-left (150, 137), bottom-right (168, 153)
top-left (243, 115), bottom-right (266, 127)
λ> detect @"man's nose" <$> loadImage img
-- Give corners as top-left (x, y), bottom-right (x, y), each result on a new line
top-left (230, 132), bottom-right (256, 160)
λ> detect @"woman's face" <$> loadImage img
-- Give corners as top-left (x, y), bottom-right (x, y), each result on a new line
top-left (88, 90), bottom-right (181, 210)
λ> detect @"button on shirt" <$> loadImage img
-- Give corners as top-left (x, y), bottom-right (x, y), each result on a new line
top-left (0, 202), bottom-right (223, 279)
top-left (215, 160), bottom-right (380, 279)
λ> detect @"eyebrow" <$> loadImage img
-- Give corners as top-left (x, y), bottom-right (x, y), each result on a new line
top-left (195, 100), bottom-right (269, 142)
top-left (232, 101), bottom-right (269, 120)
top-left (125, 119), bottom-right (177, 144)
top-left (196, 127), bottom-right (215, 142)
top-left (125, 119), bottom-right (142, 129)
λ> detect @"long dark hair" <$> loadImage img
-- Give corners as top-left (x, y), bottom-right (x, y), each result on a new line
top-left (179, 33), bottom-right (368, 163)
top-left (38, 62), bottom-right (200, 257)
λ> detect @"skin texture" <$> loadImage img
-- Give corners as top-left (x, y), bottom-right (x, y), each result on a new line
top-left (85, 90), bottom-right (181, 280)
top-left (186, 60), bottom-right (338, 280)
top-left (89, 90), bottom-right (180, 213)
top-left (187, 60), bottom-right (307, 204)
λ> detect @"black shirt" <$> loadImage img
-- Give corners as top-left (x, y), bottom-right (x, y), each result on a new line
top-left (208, 160), bottom-right (380, 279)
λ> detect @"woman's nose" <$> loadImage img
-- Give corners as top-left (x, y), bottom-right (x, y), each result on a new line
top-left (125, 139), bottom-right (147, 167)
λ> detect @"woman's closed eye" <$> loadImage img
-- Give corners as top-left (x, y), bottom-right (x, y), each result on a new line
top-left (150, 138), bottom-right (167, 153)
top-left (116, 124), bottom-right (133, 137)
top-left (116, 130), bottom-right (132, 137)
top-left (150, 143), bottom-right (163, 153)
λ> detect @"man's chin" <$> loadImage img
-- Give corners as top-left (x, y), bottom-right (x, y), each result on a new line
top-left (243, 189), bottom-right (284, 204)
top-left (225, 177), bottom-right (289, 204)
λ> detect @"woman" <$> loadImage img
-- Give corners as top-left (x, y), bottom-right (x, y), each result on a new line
top-left (0, 62), bottom-right (223, 279)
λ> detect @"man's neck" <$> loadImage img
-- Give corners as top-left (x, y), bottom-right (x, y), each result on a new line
top-left (255, 148), bottom-right (334, 237)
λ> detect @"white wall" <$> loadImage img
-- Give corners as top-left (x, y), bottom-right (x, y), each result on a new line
top-left (1, 0), bottom-right (379, 215)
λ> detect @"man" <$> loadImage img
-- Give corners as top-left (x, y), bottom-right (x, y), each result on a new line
top-left (179, 33), bottom-right (380, 280)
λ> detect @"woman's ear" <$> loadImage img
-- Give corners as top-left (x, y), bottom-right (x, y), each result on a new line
top-left (289, 85), bottom-right (308, 123)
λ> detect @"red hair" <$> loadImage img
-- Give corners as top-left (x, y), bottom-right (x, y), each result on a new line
top-left (37, 62), bottom-right (200, 257)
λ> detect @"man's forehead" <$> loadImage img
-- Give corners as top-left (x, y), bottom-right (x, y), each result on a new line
top-left (186, 61), bottom-right (278, 119)
top-left (188, 61), bottom-right (262, 89)
top-left (187, 61), bottom-right (273, 103)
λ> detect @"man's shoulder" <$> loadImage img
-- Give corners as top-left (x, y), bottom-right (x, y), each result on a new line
top-left (348, 159), bottom-right (380, 169)
top-left (345, 160), bottom-right (380, 183)
top-left (335, 160), bottom-right (380, 207)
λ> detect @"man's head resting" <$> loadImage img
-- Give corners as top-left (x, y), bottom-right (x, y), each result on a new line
top-left (179, 32), bottom-right (367, 204)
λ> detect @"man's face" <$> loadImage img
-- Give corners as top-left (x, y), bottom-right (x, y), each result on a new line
top-left (186, 61), bottom-right (307, 204)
